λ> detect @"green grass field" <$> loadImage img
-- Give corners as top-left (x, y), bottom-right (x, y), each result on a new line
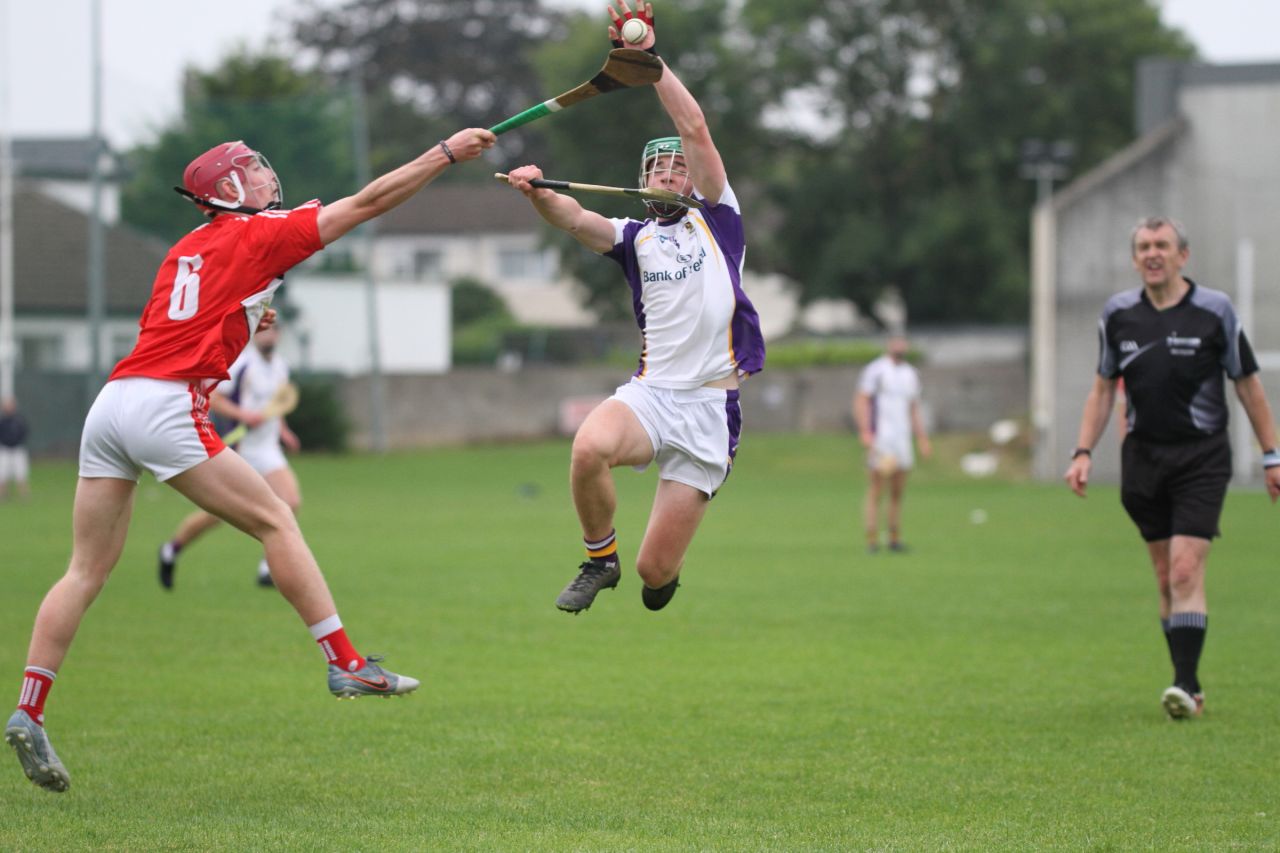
top-left (1, 433), bottom-right (1277, 850)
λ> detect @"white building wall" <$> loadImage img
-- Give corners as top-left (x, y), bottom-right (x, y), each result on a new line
top-left (13, 315), bottom-right (140, 371)
top-left (1049, 73), bottom-right (1280, 482)
top-left (282, 275), bottom-right (450, 375)
top-left (371, 232), bottom-right (594, 327)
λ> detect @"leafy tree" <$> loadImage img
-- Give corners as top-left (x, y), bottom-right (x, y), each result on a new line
top-left (288, 0), bottom-right (568, 174)
top-left (739, 0), bottom-right (1195, 323)
top-left (451, 276), bottom-right (511, 327)
top-left (121, 51), bottom-right (355, 243)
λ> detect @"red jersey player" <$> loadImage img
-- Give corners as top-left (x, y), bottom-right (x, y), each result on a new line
top-left (6, 128), bottom-right (495, 793)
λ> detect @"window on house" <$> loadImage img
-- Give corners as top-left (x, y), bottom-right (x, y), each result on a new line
top-left (110, 332), bottom-right (137, 363)
top-left (18, 335), bottom-right (64, 371)
top-left (498, 248), bottom-right (557, 280)
top-left (414, 250), bottom-right (444, 281)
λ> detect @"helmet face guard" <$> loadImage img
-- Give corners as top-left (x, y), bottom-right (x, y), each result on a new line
top-left (177, 141), bottom-right (283, 214)
top-left (639, 136), bottom-right (690, 219)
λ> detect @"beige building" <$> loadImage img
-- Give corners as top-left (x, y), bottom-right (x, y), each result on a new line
top-left (1035, 60), bottom-right (1280, 483)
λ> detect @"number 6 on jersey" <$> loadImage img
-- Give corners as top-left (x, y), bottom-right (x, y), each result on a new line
top-left (169, 255), bottom-right (203, 321)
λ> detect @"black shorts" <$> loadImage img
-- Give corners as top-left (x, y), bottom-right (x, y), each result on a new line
top-left (1120, 432), bottom-right (1231, 542)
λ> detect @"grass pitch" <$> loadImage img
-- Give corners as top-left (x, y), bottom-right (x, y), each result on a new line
top-left (1, 433), bottom-right (1277, 850)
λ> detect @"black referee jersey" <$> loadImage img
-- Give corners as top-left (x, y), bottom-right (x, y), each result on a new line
top-left (1097, 279), bottom-right (1259, 443)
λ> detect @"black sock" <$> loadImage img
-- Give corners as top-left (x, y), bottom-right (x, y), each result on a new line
top-left (1161, 617), bottom-right (1173, 658)
top-left (1168, 612), bottom-right (1207, 694)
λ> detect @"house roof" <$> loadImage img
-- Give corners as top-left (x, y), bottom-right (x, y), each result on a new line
top-left (11, 136), bottom-right (126, 181)
top-left (377, 183), bottom-right (540, 235)
top-left (2, 184), bottom-right (169, 314)
top-left (1137, 59), bottom-right (1280, 136)
top-left (1052, 116), bottom-right (1187, 212)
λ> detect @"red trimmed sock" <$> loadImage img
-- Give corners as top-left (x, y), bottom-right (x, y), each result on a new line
top-left (17, 667), bottom-right (55, 727)
top-left (316, 628), bottom-right (365, 673)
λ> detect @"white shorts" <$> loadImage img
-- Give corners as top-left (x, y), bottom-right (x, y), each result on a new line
top-left (80, 377), bottom-right (226, 482)
top-left (868, 433), bottom-right (914, 472)
top-left (611, 379), bottom-right (743, 497)
top-left (0, 446), bottom-right (29, 483)
top-left (236, 440), bottom-right (288, 477)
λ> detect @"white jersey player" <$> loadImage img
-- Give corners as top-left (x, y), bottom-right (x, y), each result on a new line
top-left (157, 325), bottom-right (301, 588)
top-left (854, 336), bottom-right (931, 552)
top-left (502, 0), bottom-right (764, 615)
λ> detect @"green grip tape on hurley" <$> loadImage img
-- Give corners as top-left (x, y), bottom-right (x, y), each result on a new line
top-left (489, 102), bottom-right (555, 136)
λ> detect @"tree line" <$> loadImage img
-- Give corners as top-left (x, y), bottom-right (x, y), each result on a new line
top-left (122, 0), bottom-right (1193, 326)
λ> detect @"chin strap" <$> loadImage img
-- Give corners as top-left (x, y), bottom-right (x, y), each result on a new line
top-left (173, 186), bottom-right (279, 215)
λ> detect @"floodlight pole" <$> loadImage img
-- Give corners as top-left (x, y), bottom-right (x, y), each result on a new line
top-left (1233, 239), bottom-right (1255, 483)
top-left (350, 68), bottom-right (387, 453)
top-left (0, 0), bottom-right (14, 402)
top-left (1020, 139), bottom-right (1073, 481)
top-left (86, 0), bottom-right (106, 403)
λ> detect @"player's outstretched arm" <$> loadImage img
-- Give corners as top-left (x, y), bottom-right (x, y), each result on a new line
top-left (611, 1), bottom-right (726, 205)
top-left (317, 128), bottom-right (496, 246)
top-left (503, 164), bottom-right (615, 253)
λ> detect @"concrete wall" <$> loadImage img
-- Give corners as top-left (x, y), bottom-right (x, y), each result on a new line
top-left (337, 359), bottom-right (1028, 451)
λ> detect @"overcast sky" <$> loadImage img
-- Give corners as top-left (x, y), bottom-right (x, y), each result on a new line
top-left (2, 0), bottom-right (1277, 149)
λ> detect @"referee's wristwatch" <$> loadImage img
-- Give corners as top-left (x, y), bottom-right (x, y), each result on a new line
top-left (1263, 448), bottom-right (1280, 469)
top-left (1071, 447), bottom-right (1092, 461)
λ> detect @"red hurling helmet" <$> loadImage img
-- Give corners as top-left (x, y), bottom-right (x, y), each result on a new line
top-left (177, 140), bottom-right (282, 213)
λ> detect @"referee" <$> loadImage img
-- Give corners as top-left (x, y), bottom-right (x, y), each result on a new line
top-left (1065, 217), bottom-right (1280, 720)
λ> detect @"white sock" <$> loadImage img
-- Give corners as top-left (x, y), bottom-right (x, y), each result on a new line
top-left (307, 614), bottom-right (342, 641)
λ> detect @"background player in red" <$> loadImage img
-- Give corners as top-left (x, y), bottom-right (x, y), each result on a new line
top-left (5, 128), bottom-right (495, 793)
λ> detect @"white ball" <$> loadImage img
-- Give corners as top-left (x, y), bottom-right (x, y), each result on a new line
top-left (621, 18), bottom-right (649, 44)
top-left (988, 419), bottom-right (1019, 446)
top-left (960, 451), bottom-right (998, 478)
top-left (969, 508), bottom-right (988, 525)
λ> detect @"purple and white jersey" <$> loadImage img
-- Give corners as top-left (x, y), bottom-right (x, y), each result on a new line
top-left (858, 355), bottom-right (920, 442)
top-left (604, 182), bottom-right (765, 389)
top-left (215, 345), bottom-right (290, 453)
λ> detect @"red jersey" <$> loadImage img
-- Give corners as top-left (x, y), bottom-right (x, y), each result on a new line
top-left (110, 201), bottom-right (324, 384)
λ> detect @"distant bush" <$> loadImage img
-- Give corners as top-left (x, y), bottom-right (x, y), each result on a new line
top-left (764, 339), bottom-right (919, 369)
top-left (453, 316), bottom-right (518, 366)
top-left (452, 277), bottom-right (512, 328)
top-left (288, 376), bottom-right (350, 452)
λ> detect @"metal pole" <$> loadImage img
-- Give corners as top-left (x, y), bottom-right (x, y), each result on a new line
top-left (0, 0), bottom-right (14, 402)
top-left (350, 69), bottom-right (387, 452)
top-left (86, 0), bottom-right (106, 400)
top-left (1029, 194), bottom-right (1059, 481)
top-left (1234, 238), bottom-right (1255, 482)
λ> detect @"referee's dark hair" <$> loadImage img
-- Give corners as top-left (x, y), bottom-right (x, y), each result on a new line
top-left (1130, 216), bottom-right (1189, 255)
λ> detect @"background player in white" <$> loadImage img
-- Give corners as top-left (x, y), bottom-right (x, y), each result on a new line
top-left (157, 324), bottom-right (302, 589)
top-left (854, 336), bottom-right (931, 553)
top-left (6, 128), bottom-right (495, 793)
top-left (503, 0), bottom-right (765, 615)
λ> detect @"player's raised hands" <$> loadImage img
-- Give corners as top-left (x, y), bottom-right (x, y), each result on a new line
top-left (608, 0), bottom-right (656, 51)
